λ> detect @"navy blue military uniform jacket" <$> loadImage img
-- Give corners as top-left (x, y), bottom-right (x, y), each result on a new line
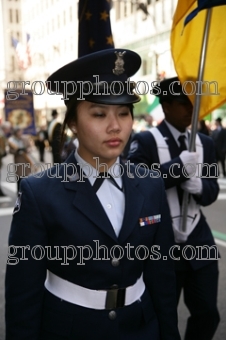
top-left (128, 120), bottom-right (220, 271)
top-left (211, 126), bottom-right (226, 159)
top-left (5, 153), bottom-right (180, 340)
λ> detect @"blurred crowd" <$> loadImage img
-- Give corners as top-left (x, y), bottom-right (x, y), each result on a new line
top-left (0, 113), bottom-right (226, 197)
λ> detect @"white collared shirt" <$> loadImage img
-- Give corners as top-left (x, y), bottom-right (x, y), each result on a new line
top-left (74, 150), bottom-right (125, 237)
top-left (165, 120), bottom-right (189, 149)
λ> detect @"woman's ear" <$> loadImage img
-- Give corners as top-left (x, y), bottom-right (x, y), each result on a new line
top-left (69, 124), bottom-right (77, 134)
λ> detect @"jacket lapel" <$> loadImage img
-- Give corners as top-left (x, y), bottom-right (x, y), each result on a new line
top-left (158, 120), bottom-right (181, 158)
top-left (118, 166), bottom-right (145, 244)
top-left (63, 154), bottom-right (118, 242)
top-left (62, 155), bottom-right (145, 244)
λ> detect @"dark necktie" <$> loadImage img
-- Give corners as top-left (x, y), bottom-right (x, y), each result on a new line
top-left (177, 135), bottom-right (187, 205)
top-left (178, 135), bottom-right (187, 152)
top-left (93, 172), bottom-right (123, 193)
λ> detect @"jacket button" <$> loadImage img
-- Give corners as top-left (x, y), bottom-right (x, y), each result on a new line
top-left (108, 310), bottom-right (117, 320)
top-left (110, 284), bottom-right (118, 289)
top-left (111, 258), bottom-right (120, 267)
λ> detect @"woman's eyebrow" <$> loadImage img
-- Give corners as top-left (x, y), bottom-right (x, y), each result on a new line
top-left (89, 104), bottom-right (127, 109)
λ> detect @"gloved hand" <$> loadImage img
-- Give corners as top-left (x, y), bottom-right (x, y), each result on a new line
top-left (173, 228), bottom-right (190, 243)
top-left (179, 151), bottom-right (199, 176)
top-left (181, 177), bottom-right (202, 195)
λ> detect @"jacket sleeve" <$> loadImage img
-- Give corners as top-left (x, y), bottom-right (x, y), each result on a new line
top-left (5, 179), bottom-right (48, 340)
top-left (195, 136), bottom-right (219, 206)
top-left (144, 179), bottom-right (181, 340)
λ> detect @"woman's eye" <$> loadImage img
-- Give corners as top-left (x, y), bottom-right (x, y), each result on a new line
top-left (93, 113), bottom-right (105, 117)
top-left (119, 112), bottom-right (129, 116)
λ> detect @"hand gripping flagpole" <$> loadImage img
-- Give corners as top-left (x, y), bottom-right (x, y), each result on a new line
top-left (180, 8), bottom-right (212, 232)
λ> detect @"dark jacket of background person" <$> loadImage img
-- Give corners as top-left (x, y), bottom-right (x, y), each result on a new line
top-left (0, 127), bottom-right (7, 167)
top-left (0, 122), bottom-right (12, 196)
top-left (128, 76), bottom-right (220, 340)
top-left (128, 119), bottom-right (220, 340)
top-left (35, 127), bottom-right (48, 163)
top-left (48, 110), bottom-right (62, 164)
top-left (8, 128), bottom-right (33, 191)
top-left (211, 118), bottom-right (226, 177)
top-left (198, 119), bottom-right (210, 136)
top-left (128, 121), bottom-right (219, 268)
top-left (0, 122), bottom-right (11, 168)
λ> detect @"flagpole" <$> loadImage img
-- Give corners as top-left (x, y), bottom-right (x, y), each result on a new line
top-left (180, 8), bottom-right (212, 232)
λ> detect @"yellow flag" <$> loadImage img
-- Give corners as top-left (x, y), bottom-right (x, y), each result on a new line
top-left (171, 1), bottom-right (226, 119)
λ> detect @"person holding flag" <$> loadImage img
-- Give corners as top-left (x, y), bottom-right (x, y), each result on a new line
top-left (128, 77), bottom-right (220, 340)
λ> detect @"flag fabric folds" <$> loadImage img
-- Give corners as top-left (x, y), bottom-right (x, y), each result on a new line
top-left (12, 37), bottom-right (26, 70)
top-left (184, 0), bottom-right (226, 25)
top-left (12, 34), bottom-right (32, 70)
top-left (78, 0), bottom-right (114, 57)
top-left (171, 0), bottom-right (226, 119)
top-left (26, 33), bottom-right (32, 67)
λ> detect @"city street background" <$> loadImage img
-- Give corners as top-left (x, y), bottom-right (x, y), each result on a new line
top-left (0, 148), bottom-right (225, 340)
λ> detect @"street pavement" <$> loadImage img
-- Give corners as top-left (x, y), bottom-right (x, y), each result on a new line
top-left (0, 149), bottom-right (225, 339)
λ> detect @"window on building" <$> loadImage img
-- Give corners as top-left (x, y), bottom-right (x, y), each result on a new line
top-left (171, 0), bottom-right (175, 16)
top-left (15, 9), bottom-right (19, 23)
top-left (63, 10), bottom-right (66, 25)
top-left (115, 1), bottom-right (120, 20)
top-left (16, 32), bottom-right (20, 40)
top-left (11, 55), bottom-right (15, 71)
top-left (148, 58), bottom-right (153, 75)
top-left (11, 32), bottom-right (14, 46)
top-left (57, 14), bottom-right (60, 28)
top-left (9, 9), bottom-right (13, 23)
top-left (124, 0), bottom-right (127, 17)
top-left (69, 6), bottom-right (72, 22)
top-left (70, 36), bottom-right (74, 51)
top-left (143, 60), bottom-right (147, 76)
top-left (162, 0), bottom-right (165, 23)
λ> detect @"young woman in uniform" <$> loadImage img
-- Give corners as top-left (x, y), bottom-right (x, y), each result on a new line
top-left (5, 49), bottom-right (180, 340)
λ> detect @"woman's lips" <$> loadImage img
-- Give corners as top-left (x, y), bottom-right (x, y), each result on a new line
top-left (105, 138), bottom-right (122, 147)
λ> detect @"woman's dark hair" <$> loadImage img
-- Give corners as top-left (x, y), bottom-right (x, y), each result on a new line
top-left (60, 97), bottom-right (80, 151)
top-left (60, 98), bottom-right (134, 150)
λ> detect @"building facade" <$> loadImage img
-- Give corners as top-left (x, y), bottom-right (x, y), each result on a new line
top-left (1, 0), bottom-right (178, 124)
top-left (0, 0), bottom-right (24, 120)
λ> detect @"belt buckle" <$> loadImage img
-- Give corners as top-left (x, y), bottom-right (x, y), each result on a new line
top-left (105, 287), bottom-right (126, 309)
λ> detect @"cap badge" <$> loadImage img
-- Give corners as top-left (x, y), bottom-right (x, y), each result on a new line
top-left (112, 51), bottom-right (126, 75)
